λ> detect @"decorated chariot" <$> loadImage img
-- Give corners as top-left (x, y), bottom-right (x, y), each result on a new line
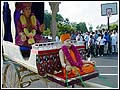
top-left (2, 1), bottom-right (111, 88)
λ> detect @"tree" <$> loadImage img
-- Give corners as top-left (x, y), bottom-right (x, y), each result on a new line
top-left (88, 23), bottom-right (93, 32)
top-left (70, 22), bottom-right (77, 30)
top-left (89, 26), bottom-right (93, 32)
top-left (44, 10), bottom-right (51, 30)
top-left (42, 28), bottom-right (51, 36)
top-left (56, 14), bottom-right (64, 23)
top-left (57, 23), bottom-right (75, 37)
top-left (44, 11), bottom-right (64, 29)
top-left (49, 2), bottom-right (61, 41)
top-left (96, 25), bottom-right (100, 30)
top-left (64, 18), bottom-right (70, 25)
top-left (110, 24), bottom-right (118, 31)
top-left (99, 24), bottom-right (106, 30)
top-left (76, 22), bottom-right (88, 33)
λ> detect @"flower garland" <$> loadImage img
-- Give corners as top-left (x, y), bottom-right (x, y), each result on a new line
top-left (61, 44), bottom-right (83, 71)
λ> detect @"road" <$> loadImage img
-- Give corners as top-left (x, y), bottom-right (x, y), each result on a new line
top-left (2, 54), bottom-right (118, 88)
top-left (87, 54), bottom-right (118, 88)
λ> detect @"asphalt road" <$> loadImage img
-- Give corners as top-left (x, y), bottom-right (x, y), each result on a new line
top-left (2, 54), bottom-right (118, 88)
top-left (87, 54), bottom-right (118, 88)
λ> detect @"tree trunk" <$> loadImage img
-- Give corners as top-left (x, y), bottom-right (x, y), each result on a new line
top-left (49, 2), bottom-right (60, 41)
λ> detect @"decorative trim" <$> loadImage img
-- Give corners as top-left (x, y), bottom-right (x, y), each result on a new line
top-left (61, 44), bottom-right (83, 71)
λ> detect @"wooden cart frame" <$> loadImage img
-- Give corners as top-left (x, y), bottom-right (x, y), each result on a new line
top-left (2, 41), bottom-right (106, 88)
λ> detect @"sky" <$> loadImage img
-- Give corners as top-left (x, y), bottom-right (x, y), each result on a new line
top-left (45, 1), bottom-right (119, 30)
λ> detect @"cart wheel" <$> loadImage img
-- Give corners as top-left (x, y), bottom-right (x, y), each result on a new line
top-left (3, 63), bottom-right (21, 88)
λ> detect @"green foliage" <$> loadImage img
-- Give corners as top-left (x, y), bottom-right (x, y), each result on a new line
top-left (56, 14), bottom-right (64, 23)
top-left (64, 18), bottom-right (70, 25)
top-left (76, 22), bottom-right (88, 33)
top-left (44, 10), bottom-right (52, 30)
top-left (44, 9), bottom-right (118, 36)
top-left (96, 23), bottom-right (118, 31)
top-left (110, 24), bottom-right (118, 31)
top-left (89, 26), bottom-right (93, 32)
top-left (71, 22), bottom-right (77, 28)
top-left (44, 11), bottom-right (88, 35)
top-left (42, 28), bottom-right (51, 36)
top-left (96, 25), bottom-right (100, 30)
top-left (57, 23), bottom-right (75, 36)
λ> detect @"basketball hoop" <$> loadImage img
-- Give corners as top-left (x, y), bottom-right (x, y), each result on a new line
top-left (106, 8), bottom-right (112, 17)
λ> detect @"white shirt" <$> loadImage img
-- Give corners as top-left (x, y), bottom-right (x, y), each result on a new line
top-left (115, 33), bottom-right (118, 43)
top-left (100, 38), bottom-right (106, 45)
top-left (111, 34), bottom-right (117, 45)
top-left (55, 36), bottom-right (59, 42)
top-left (76, 35), bottom-right (83, 41)
top-left (84, 34), bottom-right (89, 42)
top-left (96, 36), bottom-right (101, 45)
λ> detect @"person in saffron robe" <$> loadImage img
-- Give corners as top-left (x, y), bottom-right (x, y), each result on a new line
top-left (59, 34), bottom-right (95, 78)
top-left (15, 2), bottom-right (46, 47)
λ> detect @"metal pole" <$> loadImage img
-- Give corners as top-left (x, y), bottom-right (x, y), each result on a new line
top-left (107, 16), bottom-right (109, 30)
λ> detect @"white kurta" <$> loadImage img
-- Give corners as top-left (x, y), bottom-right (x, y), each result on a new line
top-left (111, 34), bottom-right (117, 45)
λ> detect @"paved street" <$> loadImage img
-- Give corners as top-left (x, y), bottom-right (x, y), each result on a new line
top-left (88, 54), bottom-right (118, 88)
top-left (2, 54), bottom-right (118, 88)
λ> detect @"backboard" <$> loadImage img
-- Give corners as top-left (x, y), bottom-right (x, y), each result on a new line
top-left (101, 2), bottom-right (118, 16)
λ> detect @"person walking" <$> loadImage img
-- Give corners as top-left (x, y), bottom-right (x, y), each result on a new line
top-left (99, 34), bottom-right (106, 56)
top-left (96, 34), bottom-right (101, 56)
top-left (111, 31), bottom-right (117, 54)
top-left (87, 35), bottom-right (96, 58)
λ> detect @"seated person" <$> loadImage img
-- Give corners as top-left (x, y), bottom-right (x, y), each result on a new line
top-left (59, 34), bottom-right (95, 78)
top-left (15, 2), bottom-right (45, 47)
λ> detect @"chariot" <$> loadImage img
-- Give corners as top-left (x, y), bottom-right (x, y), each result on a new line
top-left (1, 1), bottom-right (110, 88)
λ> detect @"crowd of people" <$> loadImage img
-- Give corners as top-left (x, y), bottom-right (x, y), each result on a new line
top-left (70, 29), bottom-right (118, 58)
top-left (14, 1), bottom-right (117, 58)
